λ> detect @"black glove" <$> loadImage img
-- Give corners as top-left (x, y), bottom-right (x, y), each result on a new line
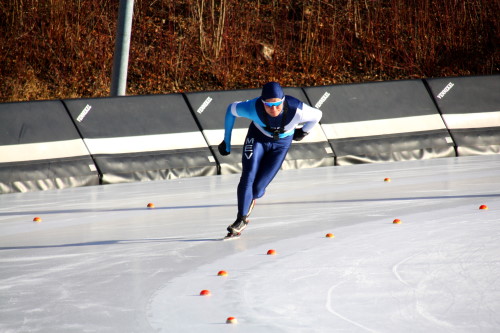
top-left (293, 128), bottom-right (308, 141)
top-left (218, 140), bottom-right (230, 156)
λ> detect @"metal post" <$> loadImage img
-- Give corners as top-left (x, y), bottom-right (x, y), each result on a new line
top-left (110, 0), bottom-right (135, 96)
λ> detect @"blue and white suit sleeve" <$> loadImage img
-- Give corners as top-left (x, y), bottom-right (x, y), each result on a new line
top-left (297, 103), bottom-right (322, 133)
top-left (222, 104), bottom-right (237, 153)
top-left (223, 98), bottom-right (262, 153)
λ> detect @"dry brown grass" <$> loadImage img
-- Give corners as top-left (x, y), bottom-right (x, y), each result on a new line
top-left (1, 0), bottom-right (498, 102)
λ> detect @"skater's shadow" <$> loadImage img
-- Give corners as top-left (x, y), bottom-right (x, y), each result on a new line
top-left (0, 236), bottom-right (221, 251)
top-left (0, 204), bottom-right (233, 217)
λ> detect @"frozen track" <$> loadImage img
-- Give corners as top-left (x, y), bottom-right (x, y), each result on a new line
top-left (1, 155), bottom-right (499, 332)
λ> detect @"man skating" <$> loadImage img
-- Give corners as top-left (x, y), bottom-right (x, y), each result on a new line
top-left (218, 82), bottom-right (323, 238)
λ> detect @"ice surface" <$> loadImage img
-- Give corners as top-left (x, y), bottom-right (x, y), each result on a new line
top-left (1, 155), bottom-right (499, 332)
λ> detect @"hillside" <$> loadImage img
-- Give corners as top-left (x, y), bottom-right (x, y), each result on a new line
top-left (0, 0), bottom-right (498, 102)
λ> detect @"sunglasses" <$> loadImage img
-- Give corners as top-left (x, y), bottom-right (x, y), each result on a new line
top-left (261, 97), bottom-right (284, 107)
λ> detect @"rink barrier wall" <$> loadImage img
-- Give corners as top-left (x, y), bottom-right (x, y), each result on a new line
top-left (184, 87), bottom-right (335, 175)
top-left (63, 94), bottom-right (217, 184)
top-left (424, 75), bottom-right (500, 156)
top-left (0, 75), bottom-right (498, 193)
top-left (0, 100), bottom-right (99, 194)
top-left (304, 79), bottom-right (456, 165)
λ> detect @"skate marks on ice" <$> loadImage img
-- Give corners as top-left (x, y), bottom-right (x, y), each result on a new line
top-left (326, 282), bottom-right (378, 333)
top-left (2, 155), bottom-right (500, 332)
top-left (0, 203), bottom-right (235, 218)
top-left (390, 230), bottom-right (500, 330)
top-left (148, 204), bottom-right (500, 332)
top-left (325, 212), bottom-right (500, 332)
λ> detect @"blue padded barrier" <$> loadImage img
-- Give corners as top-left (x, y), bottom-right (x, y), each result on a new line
top-left (0, 100), bottom-right (99, 193)
top-left (425, 75), bottom-right (500, 156)
top-left (63, 94), bottom-right (217, 184)
top-left (303, 80), bottom-right (456, 165)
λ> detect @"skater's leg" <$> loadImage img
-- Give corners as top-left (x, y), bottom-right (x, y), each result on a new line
top-left (252, 137), bottom-right (292, 199)
top-left (237, 137), bottom-right (265, 216)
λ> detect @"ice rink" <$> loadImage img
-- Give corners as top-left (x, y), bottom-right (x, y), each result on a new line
top-left (1, 155), bottom-right (499, 332)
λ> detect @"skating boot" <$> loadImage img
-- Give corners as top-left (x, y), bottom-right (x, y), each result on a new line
top-left (224, 215), bottom-right (249, 240)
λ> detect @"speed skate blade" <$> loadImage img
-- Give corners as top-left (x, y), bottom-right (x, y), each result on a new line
top-left (222, 233), bottom-right (241, 241)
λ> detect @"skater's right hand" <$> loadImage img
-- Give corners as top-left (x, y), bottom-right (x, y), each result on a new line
top-left (218, 140), bottom-right (230, 156)
top-left (293, 128), bottom-right (308, 141)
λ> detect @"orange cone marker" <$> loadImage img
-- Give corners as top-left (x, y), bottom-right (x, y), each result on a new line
top-left (267, 249), bottom-right (277, 255)
top-left (325, 233), bottom-right (335, 238)
top-left (33, 217), bottom-right (42, 223)
top-left (217, 270), bottom-right (228, 276)
top-left (479, 205), bottom-right (488, 210)
top-left (393, 219), bottom-right (402, 224)
top-left (226, 317), bottom-right (237, 324)
top-left (199, 289), bottom-right (211, 296)
top-left (384, 178), bottom-right (391, 182)
top-left (147, 203), bottom-right (155, 208)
